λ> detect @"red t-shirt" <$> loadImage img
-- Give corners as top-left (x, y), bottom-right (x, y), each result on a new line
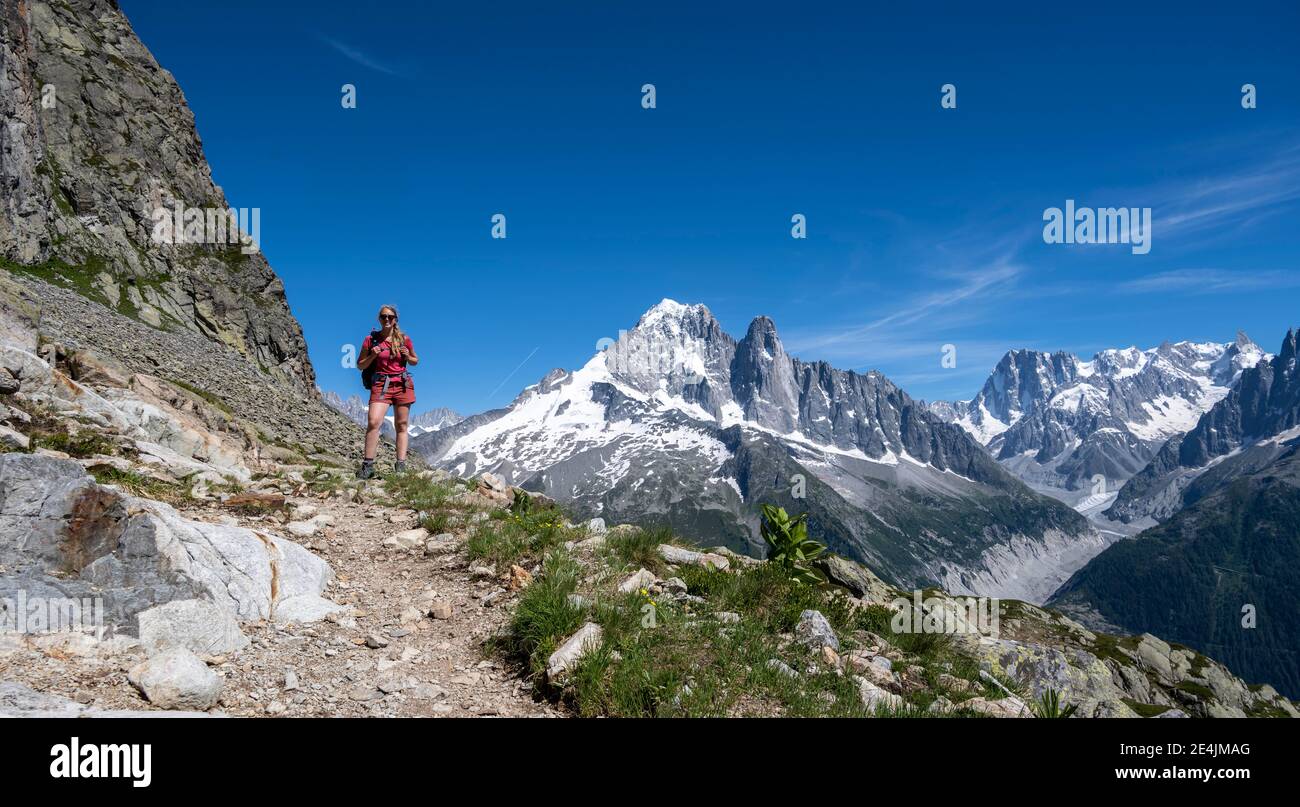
top-left (362, 333), bottom-right (413, 376)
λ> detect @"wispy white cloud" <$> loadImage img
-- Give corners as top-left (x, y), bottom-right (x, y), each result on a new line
top-left (319, 35), bottom-right (406, 77)
top-left (783, 258), bottom-right (1024, 356)
top-left (1119, 268), bottom-right (1300, 295)
top-left (1149, 149), bottom-right (1300, 239)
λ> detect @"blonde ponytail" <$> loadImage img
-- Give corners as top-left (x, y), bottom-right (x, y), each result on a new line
top-left (378, 304), bottom-right (404, 356)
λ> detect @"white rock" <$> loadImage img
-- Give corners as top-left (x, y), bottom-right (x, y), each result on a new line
top-left (137, 598), bottom-right (249, 655)
top-left (0, 425), bottom-right (29, 450)
top-left (0, 454), bottom-right (338, 628)
top-left (424, 532), bottom-right (455, 555)
top-left (766, 659), bottom-right (799, 678)
top-left (853, 675), bottom-right (903, 712)
top-left (795, 609), bottom-right (840, 651)
top-left (382, 527), bottom-right (429, 550)
top-left (274, 595), bottom-right (348, 624)
top-left (658, 544), bottom-right (730, 570)
top-left (546, 622), bottom-right (604, 680)
top-left (0, 682), bottom-right (216, 718)
top-left (617, 568), bottom-right (657, 594)
top-left (286, 513), bottom-right (334, 537)
top-left (962, 696), bottom-right (1032, 718)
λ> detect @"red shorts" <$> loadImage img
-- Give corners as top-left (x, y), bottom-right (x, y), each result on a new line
top-left (369, 373), bottom-right (415, 406)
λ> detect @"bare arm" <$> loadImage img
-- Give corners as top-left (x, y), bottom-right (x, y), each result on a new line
top-left (357, 341), bottom-right (380, 370)
top-left (399, 338), bottom-right (418, 367)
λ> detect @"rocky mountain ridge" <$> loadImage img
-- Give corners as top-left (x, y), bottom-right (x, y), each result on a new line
top-left (1107, 328), bottom-right (1300, 524)
top-left (930, 334), bottom-right (1265, 507)
top-left (415, 300), bottom-right (1103, 604)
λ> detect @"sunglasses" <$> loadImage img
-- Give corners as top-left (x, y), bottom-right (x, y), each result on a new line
top-left (379, 314), bottom-right (397, 321)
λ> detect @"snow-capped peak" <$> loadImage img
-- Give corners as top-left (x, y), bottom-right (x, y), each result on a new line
top-left (930, 333), bottom-right (1271, 495)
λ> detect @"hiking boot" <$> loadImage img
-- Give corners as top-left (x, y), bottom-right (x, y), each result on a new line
top-left (394, 460), bottom-right (408, 473)
top-left (357, 460), bottom-right (375, 480)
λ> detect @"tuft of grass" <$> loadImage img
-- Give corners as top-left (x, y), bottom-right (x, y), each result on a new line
top-left (977, 669), bottom-right (1029, 702)
top-left (1031, 687), bottom-right (1079, 718)
top-left (888, 618), bottom-right (954, 660)
top-left (602, 524), bottom-right (671, 574)
top-left (676, 561), bottom-right (856, 637)
top-left (466, 501), bottom-right (577, 568)
top-left (303, 465), bottom-right (354, 496)
top-left (383, 473), bottom-right (462, 512)
top-left (89, 466), bottom-right (191, 505)
top-left (421, 510), bottom-right (453, 534)
top-left (493, 550), bottom-right (586, 678)
top-left (465, 520), bottom-right (535, 567)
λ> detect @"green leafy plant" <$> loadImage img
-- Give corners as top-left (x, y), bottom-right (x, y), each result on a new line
top-left (510, 488), bottom-right (534, 517)
top-left (1031, 687), bottom-right (1079, 718)
top-left (759, 504), bottom-right (826, 586)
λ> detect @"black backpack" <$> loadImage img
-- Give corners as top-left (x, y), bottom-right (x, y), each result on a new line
top-left (360, 330), bottom-right (381, 390)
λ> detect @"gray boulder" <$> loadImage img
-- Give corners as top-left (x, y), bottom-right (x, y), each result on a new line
top-left (796, 609), bottom-right (840, 651)
top-left (128, 648), bottom-right (222, 710)
top-left (816, 554), bottom-right (896, 603)
top-left (0, 681), bottom-right (216, 718)
top-left (0, 454), bottom-right (338, 648)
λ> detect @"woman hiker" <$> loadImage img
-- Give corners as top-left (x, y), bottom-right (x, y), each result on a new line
top-left (357, 304), bottom-right (419, 478)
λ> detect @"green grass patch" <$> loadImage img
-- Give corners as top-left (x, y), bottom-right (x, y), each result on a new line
top-left (1175, 681), bottom-right (1215, 701)
top-left (493, 550), bottom-right (586, 678)
top-left (465, 495), bottom-right (579, 568)
top-left (601, 524), bottom-right (672, 575)
top-left (164, 377), bottom-right (233, 416)
top-left (90, 466), bottom-right (191, 505)
top-left (383, 472), bottom-right (466, 513)
top-left (1121, 698), bottom-right (1173, 718)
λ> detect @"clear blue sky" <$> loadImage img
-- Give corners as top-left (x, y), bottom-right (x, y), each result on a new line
top-left (120, 0), bottom-right (1300, 415)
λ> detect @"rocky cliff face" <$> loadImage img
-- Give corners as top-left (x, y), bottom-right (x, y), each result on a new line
top-left (0, 0), bottom-right (312, 387)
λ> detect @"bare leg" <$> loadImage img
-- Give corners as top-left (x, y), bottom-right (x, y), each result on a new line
top-left (393, 404), bottom-right (410, 460)
top-left (364, 401), bottom-right (388, 459)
